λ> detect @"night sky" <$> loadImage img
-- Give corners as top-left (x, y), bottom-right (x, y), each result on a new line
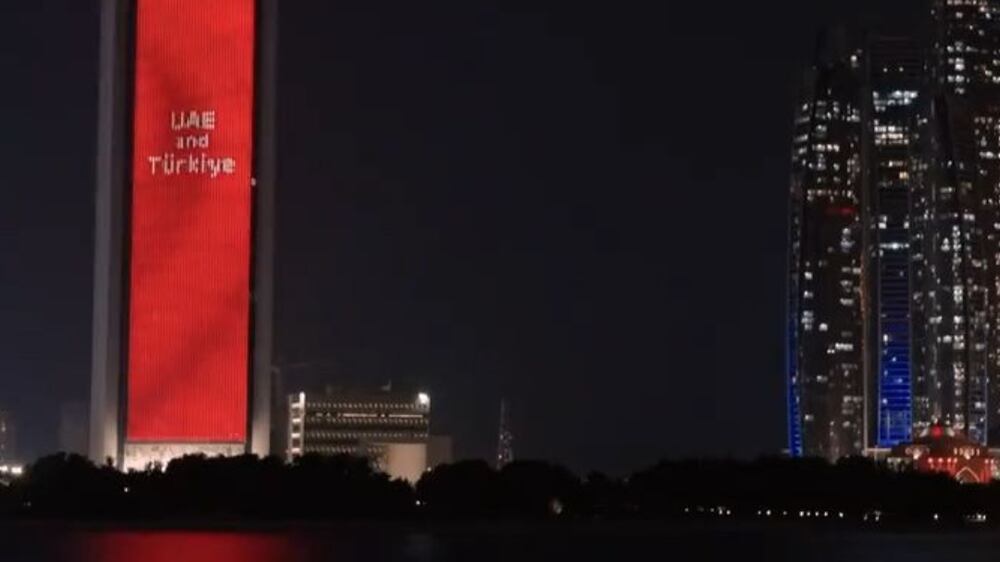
top-left (0, 0), bottom-right (923, 472)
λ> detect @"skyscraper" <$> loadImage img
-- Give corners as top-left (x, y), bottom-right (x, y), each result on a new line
top-left (930, 0), bottom-right (1000, 445)
top-left (788, 0), bottom-right (1000, 456)
top-left (864, 37), bottom-right (924, 447)
top-left (90, 0), bottom-right (276, 469)
top-left (787, 34), bottom-right (867, 460)
top-left (911, 94), bottom-right (990, 444)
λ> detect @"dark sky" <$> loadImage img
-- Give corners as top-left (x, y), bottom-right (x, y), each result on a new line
top-left (0, 0), bottom-right (922, 472)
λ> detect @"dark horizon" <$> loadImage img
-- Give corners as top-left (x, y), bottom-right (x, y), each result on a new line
top-left (0, 0), bottom-right (925, 473)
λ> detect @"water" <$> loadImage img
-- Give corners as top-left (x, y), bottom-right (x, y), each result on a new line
top-left (6, 523), bottom-right (1000, 561)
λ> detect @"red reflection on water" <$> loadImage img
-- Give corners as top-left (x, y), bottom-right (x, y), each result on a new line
top-left (70, 531), bottom-right (299, 562)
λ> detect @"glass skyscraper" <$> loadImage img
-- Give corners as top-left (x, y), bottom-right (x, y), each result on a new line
top-left (787, 0), bottom-right (1000, 456)
top-left (787, 35), bottom-right (866, 460)
top-left (928, 0), bottom-right (1000, 445)
top-left (865, 37), bottom-right (924, 447)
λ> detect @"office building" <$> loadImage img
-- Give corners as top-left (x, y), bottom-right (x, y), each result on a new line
top-left (788, 0), bottom-right (1000, 458)
top-left (911, 95), bottom-right (991, 445)
top-left (786, 34), bottom-right (867, 459)
top-left (864, 37), bottom-right (925, 446)
top-left (90, 0), bottom-right (276, 469)
top-left (288, 388), bottom-right (432, 483)
top-left (927, 0), bottom-right (1000, 445)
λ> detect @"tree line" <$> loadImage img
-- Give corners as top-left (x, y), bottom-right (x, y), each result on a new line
top-left (0, 453), bottom-right (994, 523)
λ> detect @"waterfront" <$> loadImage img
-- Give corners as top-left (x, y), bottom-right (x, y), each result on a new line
top-left (7, 523), bottom-right (1000, 562)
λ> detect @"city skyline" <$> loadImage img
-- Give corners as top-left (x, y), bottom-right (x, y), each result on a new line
top-left (8, 2), bottom-right (1000, 560)
top-left (788, 0), bottom-right (1000, 459)
top-left (0, 0), bottom-right (929, 472)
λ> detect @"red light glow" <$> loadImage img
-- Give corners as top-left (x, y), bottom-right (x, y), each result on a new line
top-left (825, 205), bottom-right (856, 217)
top-left (126, 0), bottom-right (256, 442)
top-left (72, 532), bottom-right (295, 562)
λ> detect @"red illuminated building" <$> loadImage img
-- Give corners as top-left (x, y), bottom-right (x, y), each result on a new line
top-left (888, 425), bottom-right (997, 484)
top-left (90, 0), bottom-right (276, 469)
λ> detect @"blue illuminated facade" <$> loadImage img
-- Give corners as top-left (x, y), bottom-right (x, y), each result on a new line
top-left (875, 246), bottom-right (912, 447)
top-left (787, 317), bottom-right (803, 457)
top-left (787, 231), bottom-right (803, 456)
top-left (786, 38), bottom-right (867, 460)
top-left (787, 109), bottom-right (804, 458)
top-left (867, 38), bottom-right (922, 447)
top-left (786, 1), bottom-right (1000, 459)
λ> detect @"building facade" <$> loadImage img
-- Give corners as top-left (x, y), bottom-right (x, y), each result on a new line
top-left (787, 36), bottom-right (867, 459)
top-left (287, 388), bottom-right (432, 483)
top-left (913, 95), bottom-right (991, 445)
top-left (90, 0), bottom-right (276, 469)
top-left (788, 0), bottom-right (1000, 458)
top-left (887, 424), bottom-right (996, 483)
top-left (865, 37), bottom-right (925, 447)
top-left (928, 0), bottom-right (1000, 445)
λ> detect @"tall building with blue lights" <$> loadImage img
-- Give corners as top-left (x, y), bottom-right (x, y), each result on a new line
top-left (865, 37), bottom-right (924, 447)
top-left (787, 33), bottom-right (867, 460)
top-left (788, 0), bottom-right (1000, 458)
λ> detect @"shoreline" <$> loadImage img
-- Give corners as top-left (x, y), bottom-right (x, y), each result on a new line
top-left (0, 517), bottom-right (994, 535)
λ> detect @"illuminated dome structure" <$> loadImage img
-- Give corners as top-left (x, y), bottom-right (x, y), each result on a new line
top-left (887, 425), bottom-right (996, 483)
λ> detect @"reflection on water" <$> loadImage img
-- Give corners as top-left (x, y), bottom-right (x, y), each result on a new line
top-left (68, 532), bottom-right (300, 562)
top-left (50, 528), bottom-right (437, 562)
top-left (1, 523), bottom-right (1000, 562)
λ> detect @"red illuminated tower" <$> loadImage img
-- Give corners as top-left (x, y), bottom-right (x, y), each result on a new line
top-left (90, 0), bottom-right (277, 469)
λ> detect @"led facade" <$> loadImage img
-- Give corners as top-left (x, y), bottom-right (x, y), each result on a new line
top-left (127, 0), bottom-right (255, 445)
top-left (90, 0), bottom-right (275, 468)
top-left (866, 38), bottom-right (923, 447)
top-left (929, 0), bottom-right (1000, 446)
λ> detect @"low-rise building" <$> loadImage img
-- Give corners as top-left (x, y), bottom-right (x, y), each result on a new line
top-left (887, 425), bottom-right (996, 483)
top-left (287, 388), bottom-right (431, 483)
